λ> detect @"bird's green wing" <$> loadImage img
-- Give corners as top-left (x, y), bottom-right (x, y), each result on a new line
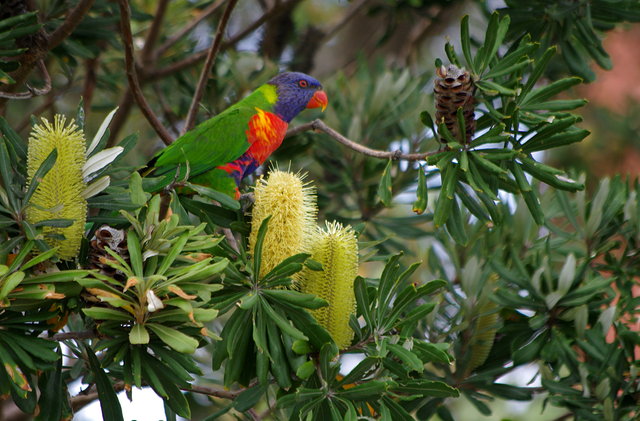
top-left (143, 85), bottom-right (277, 192)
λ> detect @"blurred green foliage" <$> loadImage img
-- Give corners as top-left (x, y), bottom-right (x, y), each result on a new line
top-left (0, 0), bottom-right (638, 420)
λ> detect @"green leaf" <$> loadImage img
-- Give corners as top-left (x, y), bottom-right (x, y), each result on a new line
top-left (336, 380), bottom-right (387, 400)
top-left (475, 80), bottom-right (516, 96)
top-left (0, 270), bottom-right (25, 299)
top-left (391, 380), bottom-right (459, 398)
top-left (234, 383), bottom-right (268, 412)
top-left (413, 341), bottom-right (451, 364)
top-left (520, 46), bottom-right (556, 99)
top-left (434, 164), bottom-right (457, 227)
top-left (521, 77), bottom-right (583, 106)
top-left (475, 13), bottom-right (510, 73)
top-left (147, 323), bottom-right (199, 354)
top-left (444, 42), bottom-right (461, 67)
top-left (129, 172), bottom-right (147, 209)
top-left (34, 350), bottom-right (64, 421)
top-left (295, 360), bottom-right (315, 380)
top-left (260, 297), bottom-right (307, 341)
top-left (484, 57), bottom-right (532, 79)
top-left (420, 110), bottom-right (436, 133)
top-left (185, 182), bottom-right (240, 210)
top-left (252, 216), bottom-right (271, 279)
top-left (412, 165), bottom-right (428, 215)
top-left (387, 342), bottom-right (424, 373)
top-left (471, 152), bottom-right (508, 176)
top-left (266, 317), bottom-right (292, 388)
top-left (521, 189), bottom-right (545, 225)
top-left (513, 331), bottom-right (548, 365)
top-left (127, 230), bottom-right (144, 279)
top-left (84, 344), bottom-right (124, 421)
top-left (82, 307), bottom-right (131, 321)
top-left (157, 232), bottom-right (190, 275)
top-left (378, 159), bottom-right (393, 206)
top-left (24, 149), bottom-right (59, 209)
top-left (129, 323), bottom-right (150, 344)
top-left (519, 157), bottom-right (584, 191)
top-left (0, 11), bottom-right (38, 32)
top-left (445, 196), bottom-right (468, 245)
top-left (521, 129), bottom-right (590, 153)
top-left (460, 15), bottom-right (473, 70)
top-left (521, 99), bottom-right (587, 111)
top-left (262, 289), bottom-right (327, 309)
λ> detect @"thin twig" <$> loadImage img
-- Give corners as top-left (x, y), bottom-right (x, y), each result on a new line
top-left (323, 0), bottom-right (369, 42)
top-left (186, 384), bottom-right (243, 399)
top-left (148, 0), bottom-right (301, 81)
top-left (183, 0), bottom-right (239, 134)
top-left (82, 56), bottom-right (100, 112)
top-left (0, 60), bottom-right (51, 99)
top-left (47, 0), bottom-right (95, 49)
top-left (222, 227), bottom-right (240, 253)
top-left (155, 0), bottom-right (227, 59)
top-left (286, 119), bottom-right (439, 161)
top-left (50, 330), bottom-right (100, 341)
top-left (117, 0), bottom-right (174, 145)
top-left (551, 413), bottom-right (574, 421)
top-left (140, 0), bottom-right (170, 65)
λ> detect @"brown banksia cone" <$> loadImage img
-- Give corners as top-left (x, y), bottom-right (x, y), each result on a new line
top-left (87, 225), bottom-right (130, 282)
top-left (434, 64), bottom-right (476, 143)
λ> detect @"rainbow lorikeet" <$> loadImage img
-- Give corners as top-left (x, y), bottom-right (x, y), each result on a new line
top-left (142, 72), bottom-right (328, 198)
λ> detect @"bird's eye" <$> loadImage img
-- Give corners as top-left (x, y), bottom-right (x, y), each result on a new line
top-left (298, 79), bottom-right (308, 88)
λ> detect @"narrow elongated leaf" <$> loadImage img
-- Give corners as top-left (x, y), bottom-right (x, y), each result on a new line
top-left (84, 345), bottom-right (124, 421)
top-left (24, 152), bottom-right (60, 209)
top-left (377, 159), bottom-right (393, 206)
top-left (520, 46), bottom-right (556, 99)
top-left (147, 323), bottom-right (198, 354)
top-left (87, 107), bottom-right (119, 156)
top-left (460, 15), bottom-right (473, 70)
top-left (260, 297), bottom-right (307, 341)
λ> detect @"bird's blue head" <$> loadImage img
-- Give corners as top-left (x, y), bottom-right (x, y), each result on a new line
top-left (268, 72), bottom-right (328, 123)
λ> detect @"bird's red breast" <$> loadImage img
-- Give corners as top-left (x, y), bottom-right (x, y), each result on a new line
top-left (245, 108), bottom-right (289, 164)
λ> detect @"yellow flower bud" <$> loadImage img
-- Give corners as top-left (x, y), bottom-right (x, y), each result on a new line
top-left (26, 115), bottom-right (87, 260)
top-left (300, 222), bottom-right (358, 349)
top-left (249, 169), bottom-right (317, 278)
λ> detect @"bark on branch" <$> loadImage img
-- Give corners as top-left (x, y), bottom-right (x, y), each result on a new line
top-left (183, 0), bottom-right (239, 134)
top-left (117, 0), bottom-right (174, 145)
top-left (286, 119), bottom-right (437, 161)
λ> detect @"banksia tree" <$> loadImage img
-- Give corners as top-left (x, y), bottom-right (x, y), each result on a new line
top-left (26, 115), bottom-right (87, 260)
top-left (434, 64), bottom-right (476, 143)
top-left (249, 169), bottom-right (317, 278)
top-left (299, 221), bottom-right (358, 349)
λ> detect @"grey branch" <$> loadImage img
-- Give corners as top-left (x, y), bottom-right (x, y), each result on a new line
top-left (286, 119), bottom-right (437, 161)
top-left (0, 60), bottom-right (51, 99)
top-left (183, 0), bottom-right (239, 134)
top-left (117, 0), bottom-right (174, 145)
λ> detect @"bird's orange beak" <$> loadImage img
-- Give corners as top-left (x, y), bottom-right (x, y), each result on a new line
top-left (306, 90), bottom-right (328, 111)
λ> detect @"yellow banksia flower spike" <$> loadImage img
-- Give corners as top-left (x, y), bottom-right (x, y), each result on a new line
top-left (300, 222), bottom-right (358, 349)
top-left (249, 169), bottom-right (317, 278)
top-left (26, 115), bottom-right (87, 260)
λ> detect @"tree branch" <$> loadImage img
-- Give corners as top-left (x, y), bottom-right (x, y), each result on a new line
top-left (286, 119), bottom-right (438, 161)
top-left (50, 330), bottom-right (100, 341)
top-left (117, 0), bottom-right (174, 145)
top-left (185, 384), bottom-right (243, 399)
top-left (182, 0), bottom-right (239, 134)
top-left (140, 0), bottom-right (170, 65)
top-left (47, 0), bottom-right (95, 49)
top-left (147, 0), bottom-right (302, 81)
top-left (0, 60), bottom-right (51, 99)
top-left (155, 0), bottom-right (227, 59)
top-left (323, 0), bottom-right (369, 42)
